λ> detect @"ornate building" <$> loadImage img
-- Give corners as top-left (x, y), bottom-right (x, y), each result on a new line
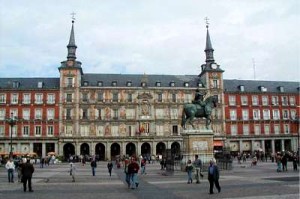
top-left (0, 20), bottom-right (298, 160)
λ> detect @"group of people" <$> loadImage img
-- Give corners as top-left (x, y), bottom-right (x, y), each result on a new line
top-left (185, 155), bottom-right (221, 194)
top-left (5, 158), bottom-right (35, 192)
top-left (124, 157), bottom-right (140, 189)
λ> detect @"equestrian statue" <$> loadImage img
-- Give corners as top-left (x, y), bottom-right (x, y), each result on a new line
top-left (181, 89), bottom-right (218, 130)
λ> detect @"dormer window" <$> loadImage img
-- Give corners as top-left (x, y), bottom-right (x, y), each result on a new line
top-left (239, 85), bottom-right (245, 92)
top-left (126, 81), bottom-right (132, 87)
top-left (260, 86), bottom-right (267, 92)
top-left (97, 81), bottom-right (103, 87)
top-left (170, 82), bottom-right (175, 87)
top-left (112, 81), bottom-right (117, 87)
top-left (37, 81), bottom-right (43, 88)
top-left (184, 82), bottom-right (189, 87)
top-left (13, 81), bottom-right (20, 88)
top-left (156, 82), bottom-right (161, 87)
top-left (83, 81), bottom-right (89, 86)
top-left (198, 82), bottom-right (203, 87)
top-left (141, 82), bottom-right (147, 87)
top-left (278, 86), bottom-right (284, 92)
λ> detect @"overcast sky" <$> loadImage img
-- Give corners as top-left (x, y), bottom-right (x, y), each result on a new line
top-left (0, 0), bottom-right (299, 82)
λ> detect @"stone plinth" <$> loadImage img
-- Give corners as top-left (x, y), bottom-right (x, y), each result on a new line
top-left (181, 129), bottom-right (214, 165)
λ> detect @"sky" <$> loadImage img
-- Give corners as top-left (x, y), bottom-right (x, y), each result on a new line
top-left (0, 0), bottom-right (299, 82)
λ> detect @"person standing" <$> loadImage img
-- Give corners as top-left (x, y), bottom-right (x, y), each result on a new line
top-left (141, 158), bottom-right (146, 175)
top-left (128, 158), bottom-right (139, 189)
top-left (90, 159), bottom-right (97, 176)
top-left (186, 160), bottom-right (194, 184)
top-left (124, 158), bottom-right (131, 188)
top-left (21, 159), bottom-right (35, 192)
top-left (208, 159), bottom-right (221, 194)
top-left (193, 155), bottom-right (203, 184)
top-left (69, 162), bottom-right (76, 182)
top-left (107, 161), bottom-right (113, 177)
top-left (5, 158), bottom-right (15, 183)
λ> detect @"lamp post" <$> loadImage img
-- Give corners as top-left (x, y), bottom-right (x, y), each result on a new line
top-left (7, 112), bottom-right (17, 159)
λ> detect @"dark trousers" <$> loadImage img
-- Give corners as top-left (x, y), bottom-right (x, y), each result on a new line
top-left (208, 176), bottom-right (221, 194)
top-left (7, 169), bottom-right (14, 182)
top-left (23, 177), bottom-right (32, 191)
top-left (92, 167), bottom-right (96, 176)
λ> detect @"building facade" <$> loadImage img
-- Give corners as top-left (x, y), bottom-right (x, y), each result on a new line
top-left (0, 20), bottom-right (298, 160)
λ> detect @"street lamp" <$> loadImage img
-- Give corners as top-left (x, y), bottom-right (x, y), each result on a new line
top-left (7, 112), bottom-right (17, 158)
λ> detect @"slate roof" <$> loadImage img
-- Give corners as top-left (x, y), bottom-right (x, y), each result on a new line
top-left (224, 79), bottom-right (300, 93)
top-left (0, 78), bottom-right (60, 90)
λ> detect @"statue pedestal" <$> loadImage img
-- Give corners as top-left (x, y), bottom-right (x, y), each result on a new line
top-left (181, 129), bottom-right (214, 166)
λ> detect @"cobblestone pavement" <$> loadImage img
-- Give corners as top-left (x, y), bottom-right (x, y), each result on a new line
top-left (0, 160), bottom-right (299, 199)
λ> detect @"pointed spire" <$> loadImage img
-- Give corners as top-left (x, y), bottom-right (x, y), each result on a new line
top-left (67, 19), bottom-right (77, 61)
top-left (204, 17), bottom-right (214, 63)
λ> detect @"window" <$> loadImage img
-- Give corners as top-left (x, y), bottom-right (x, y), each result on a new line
top-left (23, 109), bottom-right (30, 120)
top-left (113, 93), bottom-right (118, 102)
top-left (97, 108), bottom-right (102, 120)
top-left (252, 96), bottom-right (258, 105)
top-left (229, 95), bottom-right (236, 106)
top-left (253, 109), bottom-right (260, 120)
top-left (35, 94), bottom-right (43, 104)
top-left (230, 125), bottom-right (237, 136)
top-left (0, 94), bottom-right (6, 104)
top-left (254, 124), bottom-right (260, 135)
top-left (23, 126), bottom-right (29, 136)
top-left (113, 109), bottom-right (118, 119)
top-left (158, 93), bottom-right (162, 102)
top-left (272, 96), bottom-right (279, 105)
top-left (112, 81), bottom-right (117, 86)
top-left (273, 109), bottom-right (280, 120)
top-left (0, 109), bottom-right (5, 120)
top-left (264, 125), bottom-right (270, 135)
top-left (127, 93), bottom-right (132, 102)
top-left (242, 109), bottom-right (249, 120)
top-left (67, 77), bottom-right (73, 87)
top-left (213, 80), bottom-right (218, 88)
top-left (291, 110), bottom-right (297, 120)
top-left (241, 96), bottom-right (248, 105)
top-left (11, 93), bottom-right (18, 104)
top-left (97, 81), bottom-right (103, 87)
top-left (156, 82), bottom-right (161, 87)
top-left (230, 109), bottom-right (237, 120)
top-left (274, 125), bottom-right (280, 135)
top-left (82, 93), bottom-right (88, 102)
top-left (47, 94), bottom-right (55, 104)
top-left (281, 96), bottom-right (288, 106)
top-left (0, 125), bottom-right (5, 136)
top-left (66, 93), bottom-right (72, 102)
top-left (97, 92), bottom-right (103, 102)
top-left (66, 109), bottom-right (72, 119)
top-left (284, 124), bottom-right (290, 134)
top-left (289, 96), bottom-right (295, 106)
top-left (37, 81), bottom-right (43, 88)
top-left (82, 109), bottom-right (88, 119)
top-left (12, 81), bottom-right (20, 88)
top-left (47, 109), bottom-right (54, 120)
top-left (83, 81), bottom-right (89, 86)
top-left (35, 109), bottom-right (42, 119)
top-left (170, 82), bottom-right (175, 87)
top-left (23, 94), bottom-right (31, 104)
top-left (127, 81), bottom-right (132, 87)
top-left (172, 125), bottom-right (178, 135)
top-left (263, 109), bottom-right (270, 120)
top-left (141, 82), bottom-right (147, 87)
top-left (11, 126), bottom-right (17, 137)
top-left (184, 82), bottom-right (189, 87)
top-left (47, 126), bottom-right (54, 136)
top-left (239, 85), bottom-right (245, 92)
top-left (172, 93), bottom-right (176, 103)
top-left (282, 110), bottom-right (289, 119)
top-left (243, 124), bottom-right (249, 135)
top-left (262, 96), bottom-right (268, 106)
top-left (35, 126), bottom-right (42, 136)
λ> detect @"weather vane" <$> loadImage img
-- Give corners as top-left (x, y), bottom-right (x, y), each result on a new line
top-left (71, 12), bottom-right (76, 22)
top-left (204, 17), bottom-right (209, 28)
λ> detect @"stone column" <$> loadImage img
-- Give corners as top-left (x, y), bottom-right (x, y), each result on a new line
top-left (239, 140), bottom-right (243, 153)
top-left (122, 142), bottom-right (126, 157)
top-left (106, 142), bottom-right (111, 161)
top-left (261, 140), bottom-right (265, 152)
top-left (271, 139), bottom-right (275, 154)
top-left (90, 142), bottom-right (94, 156)
top-left (76, 142), bottom-right (81, 156)
top-left (251, 140), bottom-right (255, 153)
top-left (281, 139), bottom-right (285, 151)
top-left (29, 143), bottom-right (33, 153)
top-left (42, 142), bottom-right (46, 157)
top-left (137, 142), bottom-right (141, 156)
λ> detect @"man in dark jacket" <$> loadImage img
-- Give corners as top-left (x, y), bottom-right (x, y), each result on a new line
top-left (207, 159), bottom-right (221, 194)
top-left (22, 159), bottom-right (35, 192)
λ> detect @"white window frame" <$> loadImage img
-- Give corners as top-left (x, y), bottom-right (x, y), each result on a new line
top-left (241, 96), bottom-right (248, 105)
top-left (0, 109), bottom-right (5, 120)
top-left (47, 109), bottom-right (54, 120)
top-left (252, 95), bottom-right (258, 106)
top-left (282, 110), bottom-right (289, 119)
top-left (272, 96), bottom-right (279, 105)
top-left (274, 125), bottom-right (280, 135)
top-left (242, 109), bottom-right (249, 120)
top-left (23, 126), bottom-right (29, 136)
top-left (291, 110), bottom-right (296, 120)
top-left (284, 124), bottom-right (290, 134)
top-left (35, 109), bottom-right (42, 120)
top-left (289, 96), bottom-right (295, 106)
top-left (35, 126), bottom-right (42, 136)
top-left (253, 109), bottom-right (260, 120)
top-left (230, 125), bottom-right (237, 136)
top-left (23, 109), bottom-right (30, 120)
top-left (229, 95), bottom-right (236, 106)
top-left (35, 93), bottom-right (43, 104)
top-left (230, 109), bottom-right (237, 120)
top-left (263, 109), bottom-right (270, 120)
top-left (243, 124), bottom-right (249, 135)
top-left (264, 125), bottom-right (270, 135)
top-left (11, 93), bottom-right (18, 104)
top-left (0, 125), bottom-right (4, 136)
top-left (47, 126), bottom-right (54, 136)
top-left (281, 96), bottom-right (288, 106)
top-left (0, 94), bottom-right (6, 104)
top-left (47, 94), bottom-right (55, 104)
top-left (254, 124), bottom-right (260, 135)
top-left (23, 93), bottom-right (31, 104)
top-left (262, 96), bottom-right (268, 106)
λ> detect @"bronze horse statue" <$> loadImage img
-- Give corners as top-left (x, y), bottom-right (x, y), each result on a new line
top-left (181, 96), bottom-right (218, 129)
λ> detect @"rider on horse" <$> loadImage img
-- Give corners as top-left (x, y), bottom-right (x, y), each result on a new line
top-left (192, 89), bottom-right (206, 113)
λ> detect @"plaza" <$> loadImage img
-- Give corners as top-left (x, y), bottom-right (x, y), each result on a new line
top-left (0, 160), bottom-right (299, 199)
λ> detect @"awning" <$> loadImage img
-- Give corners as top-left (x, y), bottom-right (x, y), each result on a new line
top-left (213, 140), bottom-right (224, 147)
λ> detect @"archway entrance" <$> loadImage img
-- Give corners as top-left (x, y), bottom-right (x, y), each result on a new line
top-left (141, 142), bottom-right (151, 157)
top-left (63, 143), bottom-right (75, 160)
top-left (126, 142), bottom-right (136, 157)
top-left (111, 143), bottom-right (120, 160)
top-left (171, 142), bottom-right (181, 160)
top-left (156, 142), bottom-right (166, 156)
top-left (80, 143), bottom-right (90, 156)
top-left (95, 143), bottom-right (105, 161)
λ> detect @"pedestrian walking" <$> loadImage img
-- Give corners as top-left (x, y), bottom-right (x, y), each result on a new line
top-left (124, 158), bottom-right (131, 188)
top-left (90, 159), bottom-right (97, 176)
top-left (292, 153), bottom-right (298, 171)
top-left (193, 155), bottom-right (203, 184)
top-left (5, 158), bottom-right (15, 183)
top-left (107, 161), bottom-right (113, 177)
top-left (128, 158), bottom-right (139, 189)
top-left (185, 160), bottom-right (194, 184)
top-left (16, 159), bottom-right (23, 183)
top-left (208, 159), bottom-right (221, 194)
top-left (141, 158), bottom-right (146, 175)
top-left (21, 159), bottom-right (35, 192)
top-left (69, 162), bottom-right (76, 182)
